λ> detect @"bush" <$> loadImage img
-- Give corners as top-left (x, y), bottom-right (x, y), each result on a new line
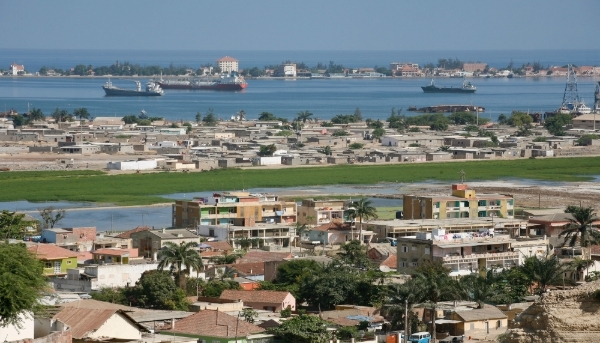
top-left (508, 111), bottom-right (533, 127)
top-left (337, 326), bottom-right (358, 339)
top-left (577, 134), bottom-right (599, 146)
top-left (349, 143), bottom-right (364, 150)
top-left (408, 143), bottom-right (421, 147)
top-left (544, 113), bottom-right (572, 136)
top-left (533, 136), bottom-right (547, 142)
top-left (408, 127), bottom-right (420, 132)
top-left (332, 130), bottom-right (349, 137)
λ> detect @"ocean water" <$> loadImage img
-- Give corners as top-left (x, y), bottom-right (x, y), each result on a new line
top-left (1, 48), bottom-right (599, 121)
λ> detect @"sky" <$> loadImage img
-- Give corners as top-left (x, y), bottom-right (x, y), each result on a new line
top-left (1, 0), bottom-right (599, 51)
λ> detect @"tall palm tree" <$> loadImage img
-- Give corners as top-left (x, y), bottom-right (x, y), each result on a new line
top-left (519, 255), bottom-right (565, 294)
top-left (348, 198), bottom-right (378, 244)
top-left (294, 222), bottom-right (308, 253)
top-left (158, 241), bottom-right (203, 290)
top-left (570, 257), bottom-right (594, 281)
top-left (296, 110), bottom-right (313, 123)
top-left (560, 206), bottom-right (600, 258)
top-left (386, 279), bottom-right (423, 334)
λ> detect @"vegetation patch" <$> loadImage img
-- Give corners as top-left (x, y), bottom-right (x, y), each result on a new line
top-left (2, 157), bottom-right (600, 205)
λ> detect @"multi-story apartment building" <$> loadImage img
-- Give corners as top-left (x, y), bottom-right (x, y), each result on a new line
top-left (217, 56), bottom-right (239, 73)
top-left (297, 199), bottom-right (349, 225)
top-left (403, 184), bottom-right (514, 220)
top-left (172, 192), bottom-right (297, 228)
top-left (396, 225), bottom-right (548, 276)
top-left (198, 223), bottom-right (296, 249)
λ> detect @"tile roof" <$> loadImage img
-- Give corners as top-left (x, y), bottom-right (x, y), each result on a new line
top-left (380, 255), bottom-right (397, 269)
top-left (59, 299), bottom-right (137, 311)
top-left (312, 222), bottom-right (352, 232)
top-left (53, 308), bottom-right (138, 339)
top-left (226, 262), bottom-right (265, 276)
top-left (220, 290), bottom-right (292, 304)
top-left (238, 251), bottom-right (292, 263)
top-left (164, 310), bottom-right (264, 338)
top-left (205, 241), bottom-right (233, 251)
top-left (217, 56), bottom-right (239, 62)
top-left (115, 226), bottom-right (151, 239)
top-left (27, 244), bottom-right (78, 260)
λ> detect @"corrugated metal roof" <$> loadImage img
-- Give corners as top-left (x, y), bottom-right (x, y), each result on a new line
top-left (53, 308), bottom-right (117, 339)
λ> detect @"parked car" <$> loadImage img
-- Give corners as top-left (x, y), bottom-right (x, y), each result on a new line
top-left (408, 332), bottom-right (431, 343)
top-left (385, 237), bottom-right (397, 246)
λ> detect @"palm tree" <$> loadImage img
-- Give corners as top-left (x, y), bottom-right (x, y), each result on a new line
top-left (519, 255), bottom-right (565, 294)
top-left (28, 108), bottom-right (45, 122)
top-left (296, 110), bottom-right (313, 123)
top-left (570, 257), bottom-right (594, 281)
top-left (348, 198), bottom-right (378, 244)
top-left (294, 222), bottom-right (308, 253)
top-left (560, 206), bottom-right (600, 258)
top-left (73, 108), bottom-right (90, 121)
top-left (211, 250), bottom-right (243, 265)
top-left (386, 280), bottom-right (422, 335)
top-left (158, 241), bottom-right (203, 290)
top-left (413, 267), bottom-right (466, 342)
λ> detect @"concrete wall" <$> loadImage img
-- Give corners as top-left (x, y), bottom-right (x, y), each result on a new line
top-left (106, 159), bottom-right (158, 170)
top-left (89, 313), bottom-right (141, 340)
top-left (0, 312), bottom-right (34, 341)
top-left (87, 263), bottom-right (159, 289)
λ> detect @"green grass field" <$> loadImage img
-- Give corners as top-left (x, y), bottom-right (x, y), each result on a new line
top-left (2, 157), bottom-right (600, 205)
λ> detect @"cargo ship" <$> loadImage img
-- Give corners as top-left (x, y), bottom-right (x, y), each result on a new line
top-left (421, 78), bottom-right (476, 93)
top-left (102, 79), bottom-right (164, 96)
top-left (157, 72), bottom-right (247, 91)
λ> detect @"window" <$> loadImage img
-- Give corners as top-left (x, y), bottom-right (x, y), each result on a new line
top-left (425, 247), bottom-right (430, 254)
top-left (401, 246), bottom-right (408, 253)
top-left (411, 246), bottom-right (417, 251)
top-left (66, 260), bottom-right (72, 265)
top-left (45, 262), bottom-right (52, 268)
top-left (411, 262), bottom-right (418, 267)
top-left (401, 261), bottom-right (407, 268)
top-left (470, 323), bottom-right (475, 330)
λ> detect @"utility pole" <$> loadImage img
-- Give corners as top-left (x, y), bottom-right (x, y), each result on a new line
top-left (404, 299), bottom-right (409, 343)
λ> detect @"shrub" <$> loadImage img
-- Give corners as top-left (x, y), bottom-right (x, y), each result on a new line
top-left (349, 143), bottom-right (364, 150)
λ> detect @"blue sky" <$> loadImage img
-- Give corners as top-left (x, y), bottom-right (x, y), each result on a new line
top-left (1, 0), bottom-right (599, 51)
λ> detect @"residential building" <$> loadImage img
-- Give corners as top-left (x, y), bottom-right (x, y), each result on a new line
top-left (276, 63), bottom-right (297, 77)
top-left (403, 183), bottom-right (515, 220)
top-left (220, 290), bottom-right (296, 311)
top-left (528, 212), bottom-right (600, 255)
top-left (463, 63), bottom-right (488, 73)
top-left (173, 192), bottom-right (297, 228)
top-left (308, 222), bottom-right (375, 245)
top-left (51, 262), bottom-right (159, 292)
top-left (449, 306), bottom-right (508, 335)
top-left (161, 310), bottom-right (266, 343)
top-left (130, 228), bottom-right (199, 259)
top-left (297, 198), bottom-right (348, 225)
top-left (92, 248), bottom-right (130, 264)
top-left (10, 63), bottom-right (25, 75)
top-left (380, 135), bottom-right (444, 148)
top-left (217, 56), bottom-right (239, 73)
top-left (390, 62), bottom-right (419, 71)
top-left (198, 223), bottom-right (296, 249)
top-left (28, 244), bottom-right (78, 276)
top-left (396, 225), bottom-right (548, 276)
top-left (571, 113), bottom-right (600, 130)
top-left (48, 308), bottom-right (144, 341)
top-left (41, 227), bottom-right (97, 251)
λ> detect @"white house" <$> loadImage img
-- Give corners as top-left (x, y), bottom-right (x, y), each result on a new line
top-left (10, 63), bottom-right (25, 75)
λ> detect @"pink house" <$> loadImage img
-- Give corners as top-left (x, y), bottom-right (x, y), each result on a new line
top-left (219, 289), bottom-right (296, 312)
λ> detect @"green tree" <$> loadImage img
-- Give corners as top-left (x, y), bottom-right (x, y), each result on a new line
top-left (28, 108), bottom-right (45, 122)
top-left (268, 314), bottom-right (333, 343)
top-left (128, 270), bottom-right (189, 310)
top-left (332, 130), bottom-right (349, 137)
top-left (448, 111), bottom-right (478, 125)
top-left (559, 206), bottom-right (600, 250)
top-left (570, 257), bottom-right (594, 281)
top-left (274, 259), bottom-right (323, 287)
top-left (498, 114), bottom-right (508, 125)
top-left (0, 243), bottom-right (48, 328)
top-left (349, 143), bottom-right (364, 150)
top-left (544, 113), bottom-right (572, 136)
top-left (259, 112), bottom-right (277, 121)
top-left (430, 120), bottom-right (449, 131)
top-left (195, 112), bottom-right (202, 123)
top-left (210, 250), bottom-right (243, 264)
top-left (202, 109), bottom-right (217, 126)
top-left (242, 308), bottom-right (258, 323)
top-left (337, 240), bottom-right (373, 269)
top-left (386, 280), bottom-right (422, 333)
top-left (90, 287), bottom-right (127, 304)
top-left (371, 127), bottom-right (386, 140)
top-left (347, 198), bottom-right (378, 243)
top-left (122, 115), bottom-right (139, 124)
top-left (11, 115), bottom-right (26, 127)
top-left (51, 108), bottom-right (70, 123)
top-left (201, 279), bottom-right (240, 297)
top-left (73, 108), bottom-right (90, 120)
top-left (412, 261), bottom-right (466, 342)
top-left (577, 134), bottom-right (599, 146)
top-left (519, 255), bottom-right (565, 294)
top-left (157, 241), bottom-right (203, 290)
top-left (182, 122), bottom-right (192, 134)
top-left (258, 144), bottom-right (277, 156)
top-left (38, 207), bottom-right (66, 230)
top-left (0, 210), bottom-right (36, 239)
top-left (318, 145), bottom-right (332, 156)
top-left (73, 64), bottom-right (88, 76)
top-left (508, 111), bottom-right (533, 127)
top-left (353, 107), bottom-right (363, 122)
top-left (297, 110), bottom-right (313, 123)
top-left (280, 305), bottom-right (292, 318)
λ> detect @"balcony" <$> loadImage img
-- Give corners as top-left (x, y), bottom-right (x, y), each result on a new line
top-left (437, 251), bottom-right (520, 264)
top-left (203, 213), bottom-right (236, 219)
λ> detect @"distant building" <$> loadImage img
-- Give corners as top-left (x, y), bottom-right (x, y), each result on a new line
top-left (390, 62), bottom-right (419, 71)
top-left (463, 63), bottom-right (487, 73)
top-left (27, 244), bottom-right (78, 276)
top-left (10, 63), bottom-right (25, 75)
top-left (275, 63), bottom-right (297, 77)
top-left (403, 183), bottom-right (515, 220)
top-left (217, 56), bottom-right (239, 73)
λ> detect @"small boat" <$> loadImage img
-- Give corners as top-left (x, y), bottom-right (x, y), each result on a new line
top-left (421, 77), bottom-right (476, 93)
top-left (102, 79), bottom-right (164, 96)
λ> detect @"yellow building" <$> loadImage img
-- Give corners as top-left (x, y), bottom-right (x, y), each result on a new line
top-left (217, 56), bottom-right (239, 73)
top-left (173, 192), bottom-right (296, 228)
top-left (403, 184), bottom-right (514, 220)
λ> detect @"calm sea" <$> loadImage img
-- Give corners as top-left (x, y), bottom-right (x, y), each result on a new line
top-left (1, 48), bottom-right (599, 121)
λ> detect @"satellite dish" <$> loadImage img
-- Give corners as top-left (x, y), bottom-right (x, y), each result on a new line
top-left (379, 265), bottom-right (391, 273)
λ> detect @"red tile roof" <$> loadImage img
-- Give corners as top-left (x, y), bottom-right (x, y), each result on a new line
top-left (204, 241), bottom-right (233, 251)
top-left (312, 222), bottom-right (352, 232)
top-left (217, 56), bottom-right (238, 62)
top-left (220, 290), bottom-right (292, 304)
top-left (380, 255), bottom-right (397, 269)
top-left (226, 262), bottom-right (265, 276)
top-left (164, 310), bottom-right (264, 338)
top-left (28, 244), bottom-right (78, 260)
top-left (115, 226), bottom-right (150, 239)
